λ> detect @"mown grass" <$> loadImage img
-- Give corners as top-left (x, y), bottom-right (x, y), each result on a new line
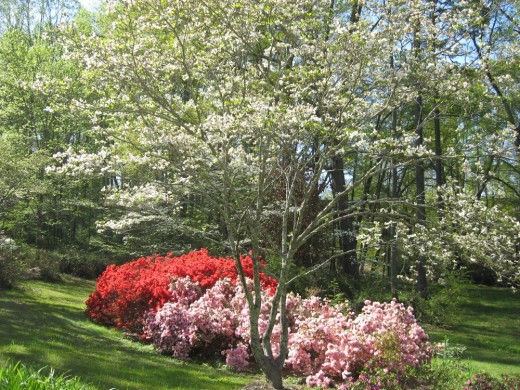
top-left (0, 276), bottom-right (256, 390)
top-left (1, 277), bottom-right (518, 389)
top-left (426, 284), bottom-right (520, 376)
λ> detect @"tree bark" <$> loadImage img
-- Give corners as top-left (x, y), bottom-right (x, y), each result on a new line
top-left (434, 102), bottom-right (444, 215)
top-left (414, 94), bottom-right (428, 298)
top-left (390, 109), bottom-right (399, 299)
top-left (331, 155), bottom-right (359, 278)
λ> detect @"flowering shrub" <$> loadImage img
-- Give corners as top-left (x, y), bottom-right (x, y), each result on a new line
top-left (85, 249), bottom-right (277, 332)
top-left (338, 368), bottom-right (400, 390)
top-left (144, 277), bottom-right (277, 368)
top-left (86, 249), bottom-right (432, 387)
top-left (464, 373), bottom-right (520, 390)
top-left (143, 277), bottom-right (432, 386)
top-left (285, 296), bottom-right (353, 376)
top-left (303, 300), bottom-right (432, 388)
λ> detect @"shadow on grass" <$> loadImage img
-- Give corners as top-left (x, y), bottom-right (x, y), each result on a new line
top-left (0, 278), bottom-right (253, 390)
top-left (428, 285), bottom-right (520, 376)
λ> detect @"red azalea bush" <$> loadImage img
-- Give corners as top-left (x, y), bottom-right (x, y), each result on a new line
top-left (85, 249), bottom-right (277, 332)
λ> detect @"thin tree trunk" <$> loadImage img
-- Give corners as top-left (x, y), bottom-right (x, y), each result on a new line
top-left (390, 109), bottom-right (399, 299)
top-left (471, 25), bottom-right (519, 152)
top-left (434, 101), bottom-right (444, 215)
top-left (412, 24), bottom-right (428, 298)
top-left (415, 94), bottom-right (428, 298)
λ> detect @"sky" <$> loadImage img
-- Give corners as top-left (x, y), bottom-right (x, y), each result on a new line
top-left (79, 0), bottom-right (101, 11)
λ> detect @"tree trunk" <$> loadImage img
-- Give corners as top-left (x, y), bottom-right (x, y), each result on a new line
top-left (412, 23), bottom-right (428, 298)
top-left (249, 311), bottom-right (285, 389)
top-left (434, 102), bottom-right (444, 214)
top-left (415, 94), bottom-right (428, 298)
top-left (390, 109), bottom-right (399, 299)
top-left (331, 155), bottom-right (359, 278)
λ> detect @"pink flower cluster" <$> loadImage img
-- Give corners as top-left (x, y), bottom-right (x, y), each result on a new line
top-left (144, 277), bottom-right (432, 387)
top-left (144, 277), bottom-right (280, 369)
top-left (302, 300), bottom-right (433, 388)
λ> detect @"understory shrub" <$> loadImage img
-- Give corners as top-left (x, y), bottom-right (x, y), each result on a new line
top-left (58, 250), bottom-right (108, 279)
top-left (464, 373), bottom-right (520, 390)
top-left (0, 235), bottom-right (24, 289)
top-left (86, 249), bottom-right (277, 332)
top-left (0, 252), bottom-right (23, 289)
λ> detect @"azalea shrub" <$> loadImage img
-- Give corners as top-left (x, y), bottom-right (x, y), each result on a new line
top-left (85, 249), bottom-right (277, 332)
top-left (300, 300), bottom-right (432, 388)
top-left (143, 277), bottom-right (432, 387)
top-left (86, 249), bottom-right (432, 387)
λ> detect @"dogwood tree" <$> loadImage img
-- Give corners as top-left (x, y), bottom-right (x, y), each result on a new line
top-left (53, 0), bottom-right (519, 387)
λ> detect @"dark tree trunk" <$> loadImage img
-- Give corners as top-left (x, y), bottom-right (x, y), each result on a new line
top-left (412, 24), bottom-right (428, 298)
top-left (390, 109), bottom-right (399, 299)
top-left (434, 103), bottom-right (444, 214)
top-left (415, 94), bottom-right (428, 298)
top-left (331, 155), bottom-right (359, 278)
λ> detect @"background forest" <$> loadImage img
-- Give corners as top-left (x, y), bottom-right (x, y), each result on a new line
top-left (0, 0), bottom-right (517, 297)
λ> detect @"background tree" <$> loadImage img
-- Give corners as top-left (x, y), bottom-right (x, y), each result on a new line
top-left (0, 1), bottom-right (112, 279)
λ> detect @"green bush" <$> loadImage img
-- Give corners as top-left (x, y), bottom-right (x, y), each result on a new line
top-left (0, 236), bottom-right (24, 289)
top-left (58, 251), bottom-right (108, 279)
top-left (402, 359), bottom-right (471, 389)
top-left (0, 361), bottom-right (95, 390)
top-left (1, 238), bottom-right (112, 283)
top-left (436, 338), bottom-right (467, 360)
top-left (410, 271), bottom-right (470, 326)
top-left (22, 248), bottom-right (62, 282)
top-left (0, 254), bottom-right (23, 289)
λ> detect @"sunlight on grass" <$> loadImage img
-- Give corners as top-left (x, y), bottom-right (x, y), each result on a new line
top-left (427, 284), bottom-right (520, 377)
top-left (0, 276), bottom-right (256, 389)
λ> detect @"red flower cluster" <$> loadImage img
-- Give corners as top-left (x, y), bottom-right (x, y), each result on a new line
top-left (85, 249), bottom-right (277, 333)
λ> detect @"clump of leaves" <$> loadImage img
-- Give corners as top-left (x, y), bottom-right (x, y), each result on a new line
top-left (0, 361), bottom-right (95, 390)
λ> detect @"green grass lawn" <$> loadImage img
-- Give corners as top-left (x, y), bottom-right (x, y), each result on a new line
top-left (1, 277), bottom-right (519, 389)
top-left (426, 284), bottom-right (520, 377)
top-left (0, 276), bottom-right (256, 390)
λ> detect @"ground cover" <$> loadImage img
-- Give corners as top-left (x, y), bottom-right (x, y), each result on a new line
top-left (0, 360), bottom-right (95, 390)
top-left (0, 276), bottom-right (255, 390)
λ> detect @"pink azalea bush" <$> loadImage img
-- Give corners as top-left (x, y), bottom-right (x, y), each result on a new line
top-left (143, 276), bottom-right (433, 387)
top-left (303, 300), bottom-right (433, 388)
top-left (144, 277), bottom-right (280, 369)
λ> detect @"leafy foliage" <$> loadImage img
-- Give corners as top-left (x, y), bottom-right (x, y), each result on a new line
top-left (0, 361), bottom-right (94, 390)
top-left (0, 235), bottom-right (23, 289)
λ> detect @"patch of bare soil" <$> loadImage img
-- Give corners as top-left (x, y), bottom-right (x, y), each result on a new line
top-left (241, 381), bottom-right (306, 390)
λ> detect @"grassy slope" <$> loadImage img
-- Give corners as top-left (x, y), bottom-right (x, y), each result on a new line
top-left (1, 278), bottom-right (518, 389)
top-left (0, 276), bottom-right (255, 390)
top-left (426, 284), bottom-right (520, 376)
